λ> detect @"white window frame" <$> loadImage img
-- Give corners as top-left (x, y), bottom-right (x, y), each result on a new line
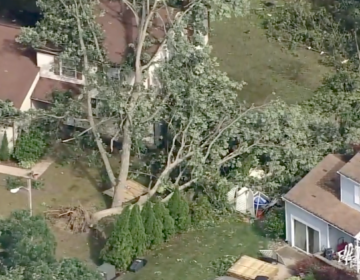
top-left (354, 184), bottom-right (360, 205)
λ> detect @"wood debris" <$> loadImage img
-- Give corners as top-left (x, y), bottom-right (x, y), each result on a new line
top-left (45, 205), bottom-right (92, 233)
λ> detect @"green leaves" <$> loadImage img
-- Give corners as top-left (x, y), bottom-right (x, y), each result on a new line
top-left (0, 132), bottom-right (10, 161)
top-left (0, 211), bottom-right (102, 280)
top-left (100, 208), bottom-right (134, 270)
top-left (168, 189), bottom-right (191, 232)
top-left (129, 205), bottom-right (146, 257)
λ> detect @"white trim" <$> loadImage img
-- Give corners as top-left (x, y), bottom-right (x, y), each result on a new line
top-left (326, 225), bottom-right (330, 248)
top-left (338, 171), bottom-right (360, 186)
top-left (355, 184), bottom-right (360, 205)
top-left (283, 197), bottom-right (355, 237)
top-left (291, 215), bottom-right (321, 254)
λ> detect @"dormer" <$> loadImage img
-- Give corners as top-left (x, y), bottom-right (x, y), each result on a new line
top-left (35, 47), bottom-right (85, 85)
top-left (338, 153), bottom-right (360, 212)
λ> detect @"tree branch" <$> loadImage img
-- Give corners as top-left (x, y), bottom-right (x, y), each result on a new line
top-left (161, 178), bottom-right (197, 203)
top-left (62, 117), bottom-right (115, 143)
top-left (68, 0), bottom-right (117, 187)
top-left (122, 0), bottom-right (140, 26)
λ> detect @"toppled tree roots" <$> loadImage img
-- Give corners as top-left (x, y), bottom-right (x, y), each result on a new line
top-left (45, 205), bottom-right (92, 233)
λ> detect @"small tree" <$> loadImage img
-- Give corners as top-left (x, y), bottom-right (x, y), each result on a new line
top-left (141, 202), bottom-right (155, 247)
top-left (152, 217), bottom-right (163, 246)
top-left (129, 205), bottom-right (146, 257)
top-left (0, 132), bottom-right (10, 161)
top-left (100, 207), bottom-right (133, 270)
top-left (154, 202), bottom-right (175, 241)
top-left (167, 188), bottom-right (191, 232)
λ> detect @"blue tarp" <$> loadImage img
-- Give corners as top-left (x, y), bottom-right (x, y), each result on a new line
top-left (254, 194), bottom-right (269, 209)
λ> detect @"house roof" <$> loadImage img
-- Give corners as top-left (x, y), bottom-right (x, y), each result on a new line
top-left (283, 154), bottom-right (360, 236)
top-left (0, 23), bottom-right (39, 108)
top-left (31, 78), bottom-right (82, 103)
top-left (338, 152), bottom-right (360, 184)
top-left (96, 0), bottom-right (178, 63)
top-left (36, 0), bottom-right (178, 64)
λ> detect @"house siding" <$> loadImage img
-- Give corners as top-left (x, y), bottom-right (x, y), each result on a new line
top-left (285, 200), bottom-right (328, 251)
top-left (340, 174), bottom-right (360, 212)
top-left (36, 52), bottom-right (85, 85)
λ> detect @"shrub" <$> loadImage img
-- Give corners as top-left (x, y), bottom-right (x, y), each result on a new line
top-left (5, 176), bottom-right (23, 190)
top-left (152, 217), bottom-right (164, 246)
top-left (292, 257), bottom-right (357, 280)
top-left (262, 208), bottom-right (285, 239)
top-left (13, 129), bottom-right (47, 163)
top-left (190, 195), bottom-right (215, 228)
top-left (0, 210), bottom-right (56, 267)
top-left (154, 202), bottom-right (175, 241)
top-left (141, 202), bottom-right (156, 247)
top-left (5, 176), bottom-right (44, 191)
top-left (167, 188), bottom-right (191, 232)
top-left (209, 255), bottom-right (237, 276)
top-left (0, 132), bottom-right (10, 161)
top-left (100, 207), bottom-right (133, 270)
top-left (129, 205), bottom-right (146, 257)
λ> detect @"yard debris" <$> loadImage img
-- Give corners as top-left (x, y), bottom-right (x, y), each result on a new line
top-left (44, 205), bottom-right (92, 233)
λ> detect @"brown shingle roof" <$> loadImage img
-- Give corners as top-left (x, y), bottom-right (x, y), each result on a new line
top-left (31, 78), bottom-right (82, 103)
top-left (283, 154), bottom-right (360, 236)
top-left (0, 24), bottom-right (39, 108)
top-left (98, 0), bottom-right (178, 63)
top-left (338, 153), bottom-right (360, 184)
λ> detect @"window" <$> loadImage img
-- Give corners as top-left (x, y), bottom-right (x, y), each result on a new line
top-left (53, 57), bottom-right (82, 79)
top-left (355, 185), bottom-right (360, 205)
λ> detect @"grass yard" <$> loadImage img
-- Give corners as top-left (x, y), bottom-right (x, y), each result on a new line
top-left (0, 162), bottom-right (108, 265)
top-left (210, 5), bottom-right (332, 104)
top-left (122, 220), bottom-right (266, 280)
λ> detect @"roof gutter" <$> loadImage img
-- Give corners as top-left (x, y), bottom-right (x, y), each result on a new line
top-left (282, 196), bottom-right (357, 238)
top-left (337, 171), bottom-right (360, 185)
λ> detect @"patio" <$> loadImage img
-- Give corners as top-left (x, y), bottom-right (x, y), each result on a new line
top-left (313, 240), bottom-right (360, 275)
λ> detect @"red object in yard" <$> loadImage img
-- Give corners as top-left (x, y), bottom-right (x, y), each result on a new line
top-left (336, 237), bottom-right (348, 252)
top-left (256, 209), bottom-right (265, 219)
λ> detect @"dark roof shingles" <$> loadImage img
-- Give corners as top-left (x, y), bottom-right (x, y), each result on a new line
top-left (0, 24), bottom-right (39, 108)
top-left (31, 77), bottom-right (82, 103)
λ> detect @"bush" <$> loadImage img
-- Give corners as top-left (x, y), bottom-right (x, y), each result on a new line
top-left (129, 205), bottom-right (146, 257)
top-left (154, 202), bottom-right (175, 241)
top-left (292, 257), bottom-right (357, 280)
top-left (100, 207), bottom-right (133, 270)
top-left (13, 129), bottom-right (47, 163)
top-left (5, 176), bottom-right (23, 190)
top-left (141, 202), bottom-right (156, 247)
top-left (152, 217), bottom-right (164, 246)
top-left (0, 210), bottom-right (56, 268)
top-left (209, 255), bottom-right (237, 276)
top-left (190, 195), bottom-right (215, 228)
top-left (0, 132), bottom-right (10, 161)
top-left (262, 208), bottom-right (285, 239)
top-left (5, 176), bottom-right (45, 191)
top-left (167, 189), bottom-right (191, 232)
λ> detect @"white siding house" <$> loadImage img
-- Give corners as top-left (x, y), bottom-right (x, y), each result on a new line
top-left (283, 153), bottom-right (360, 272)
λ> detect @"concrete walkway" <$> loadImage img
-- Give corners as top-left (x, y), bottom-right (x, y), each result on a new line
top-left (0, 159), bottom-right (53, 178)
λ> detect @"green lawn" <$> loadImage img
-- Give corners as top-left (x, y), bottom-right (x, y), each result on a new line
top-left (210, 7), bottom-right (332, 104)
top-left (121, 220), bottom-right (266, 280)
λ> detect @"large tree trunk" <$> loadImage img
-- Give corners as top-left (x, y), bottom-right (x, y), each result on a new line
top-left (71, 0), bottom-right (117, 187)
